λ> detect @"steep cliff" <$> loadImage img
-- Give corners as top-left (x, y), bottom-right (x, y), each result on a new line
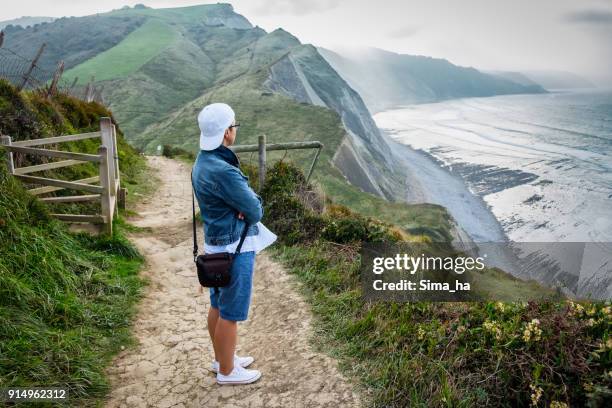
top-left (263, 44), bottom-right (408, 201)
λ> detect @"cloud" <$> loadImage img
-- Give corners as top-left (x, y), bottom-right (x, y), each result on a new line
top-left (564, 9), bottom-right (612, 24)
top-left (248, 0), bottom-right (343, 16)
top-left (387, 25), bottom-right (419, 39)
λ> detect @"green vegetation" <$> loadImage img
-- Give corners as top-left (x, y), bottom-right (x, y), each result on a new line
top-left (252, 160), bottom-right (611, 408)
top-left (1, 14), bottom-right (145, 75)
top-left (63, 19), bottom-right (178, 85)
top-left (0, 81), bottom-right (150, 405)
top-left (0, 161), bottom-right (146, 406)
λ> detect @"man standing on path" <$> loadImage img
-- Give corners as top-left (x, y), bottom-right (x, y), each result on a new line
top-left (191, 103), bottom-right (277, 385)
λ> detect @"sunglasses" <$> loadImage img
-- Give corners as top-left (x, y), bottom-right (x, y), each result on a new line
top-left (228, 123), bottom-right (240, 130)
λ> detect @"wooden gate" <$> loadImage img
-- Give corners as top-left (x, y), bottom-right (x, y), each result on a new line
top-left (1, 117), bottom-right (125, 235)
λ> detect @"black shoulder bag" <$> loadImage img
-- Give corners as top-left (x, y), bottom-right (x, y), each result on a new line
top-left (191, 170), bottom-right (249, 289)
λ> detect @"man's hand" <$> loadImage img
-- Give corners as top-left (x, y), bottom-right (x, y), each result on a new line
top-left (237, 212), bottom-right (244, 220)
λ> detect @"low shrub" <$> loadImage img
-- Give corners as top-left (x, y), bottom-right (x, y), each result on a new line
top-left (271, 241), bottom-right (612, 407)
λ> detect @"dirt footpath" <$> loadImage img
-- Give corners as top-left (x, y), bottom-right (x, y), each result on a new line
top-left (104, 156), bottom-right (361, 408)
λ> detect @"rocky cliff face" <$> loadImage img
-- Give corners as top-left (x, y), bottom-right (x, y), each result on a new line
top-left (263, 44), bottom-right (409, 202)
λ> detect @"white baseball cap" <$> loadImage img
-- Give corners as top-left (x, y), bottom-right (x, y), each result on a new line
top-left (198, 103), bottom-right (235, 151)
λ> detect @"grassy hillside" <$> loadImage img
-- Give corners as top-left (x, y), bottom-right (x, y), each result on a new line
top-left (1, 14), bottom-right (145, 75)
top-left (252, 159), bottom-right (612, 407)
top-left (83, 4), bottom-right (262, 138)
top-left (63, 19), bottom-right (178, 85)
top-left (0, 82), bottom-right (150, 406)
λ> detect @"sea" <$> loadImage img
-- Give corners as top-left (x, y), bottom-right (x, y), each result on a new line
top-left (373, 89), bottom-right (612, 299)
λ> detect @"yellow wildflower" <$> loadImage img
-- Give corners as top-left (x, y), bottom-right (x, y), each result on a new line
top-left (483, 319), bottom-right (503, 341)
top-left (494, 302), bottom-right (506, 313)
top-left (595, 339), bottom-right (612, 353)
top-left (417, 326), bottom-right (426, 340)
top-left (568, 301), bottom-right (584, 317)
top-left (529, 384), bottom-right (543, 406)
top-left (523, 319), bottom-right (542, 342)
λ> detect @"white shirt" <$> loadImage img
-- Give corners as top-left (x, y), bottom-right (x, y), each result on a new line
top-left (204, 221), bottom-right (277, 255)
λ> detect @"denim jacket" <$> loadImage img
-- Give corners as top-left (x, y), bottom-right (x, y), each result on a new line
top-left (192, 144), bottom-right (262, 245)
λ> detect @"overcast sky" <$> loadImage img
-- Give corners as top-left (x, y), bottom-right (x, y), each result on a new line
top-left (2, 0), bottom-right (611, 86)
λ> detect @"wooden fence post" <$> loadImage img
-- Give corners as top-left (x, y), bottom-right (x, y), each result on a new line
top-left (69, 77), bottom-right (78, 93)
top-left (118, 188), bottom-right (127, 210)
top-left (306, 146), bottom-right (322, 184)
top-left (47, 60), bottom-right (64, 98)
top-left (0, 135), bottom-right (15, 174)
top-left (18, 43), bottom-right (46, 91)
top-left (258, 134), bottom-right (266, 192)
top-left (111, 124), bottom-right (120, 217)
top-left (84, 76), bottom-right (95, 102)
top-left (111, 124), bottom-right (120, 187)
top-left (93, 85), bottom-right (105, 104)
top-left (98, 145), bottom-right (112, 236)
top-left (100, 117), bottom-right (116, 197)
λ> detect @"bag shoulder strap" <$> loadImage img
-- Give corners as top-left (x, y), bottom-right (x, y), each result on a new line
top-left (191, 169), bottom-right (199, 262)
top-left (234, 222), bottom-right (249, 254)
top-left (191, 168), bottom-right (250, 261)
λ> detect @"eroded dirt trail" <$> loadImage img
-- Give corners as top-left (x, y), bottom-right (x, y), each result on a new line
top-left (104, 156), bottom-right (360, 408)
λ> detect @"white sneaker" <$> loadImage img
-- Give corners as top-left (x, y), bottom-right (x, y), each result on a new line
top-left (210, 354), bottom-right (254, 373)
top-left (216, 364), bottom-right (262, 385)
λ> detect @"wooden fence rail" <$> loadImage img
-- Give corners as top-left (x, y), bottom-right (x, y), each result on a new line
top-left (229, 135), bottom-right (323, 191)
top-left (0, 117), bottom-right (125, 235)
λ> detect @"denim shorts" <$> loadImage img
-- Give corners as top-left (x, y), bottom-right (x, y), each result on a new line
top-left (209, 251), bottom-right (256, 321)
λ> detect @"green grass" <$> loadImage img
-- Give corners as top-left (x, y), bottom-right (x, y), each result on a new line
top-left (0, 81), bottom-right (151, 406)
top-left (63, 19), bottom-right (178, 85)
top-left (1, 13), bottom-right (145, 79)
top-left (0, 162), bottom-right (147, 407)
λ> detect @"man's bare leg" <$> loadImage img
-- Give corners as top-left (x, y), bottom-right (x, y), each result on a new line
top-left (207, 306), bottom-right (220, 361)
top-left (215, 317), bottom-right (237, 375)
